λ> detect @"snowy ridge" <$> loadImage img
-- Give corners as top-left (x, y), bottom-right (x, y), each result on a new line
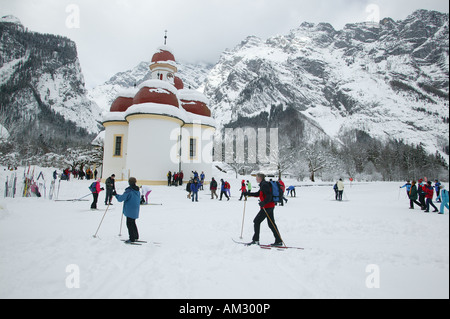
top-left (0, 17), bottom-right (103, 140)
top-left (203, 10), bottom-right (449, 161)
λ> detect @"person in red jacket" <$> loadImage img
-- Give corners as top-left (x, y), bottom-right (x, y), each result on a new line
top-left (239, 180), bottom-right (247, 201)
top-left (245, 173), bottom-right (283, 246)
top-left (278, 179), bottom-right (288, 206)
top-left (423, 181), bottom-right (439, 213)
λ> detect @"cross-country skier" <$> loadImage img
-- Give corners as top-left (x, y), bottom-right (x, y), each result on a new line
top-left (190, 178), bottom-right (200, 202)
top-left (423, 181), bottom-right (439, 213)
top-left (400, 181), bottom-right (412, 197)
top-left (418, 179), bottom-right (426, 210)
top-left (210, 178), bottom-right (218, 199)
top-left (336, 179), bottom-right (345, 201)
top-left (439, 185), bottom-right (449, 215)
top-left (408, 181), bottom-right (423, 210)
top-left (167, 171), bottom-right (172, 187)
top-left (105, 174), bottom-right (116, 205)
top-left (239, 180), bottom-right (247, 201)
top-left (114, 177), bottom-right (141, 244)
top-left (434, 180), bottom-right (442, 202)
top-left (219, 179), bottom-right (230, 201)
top-left (90, 179), bottom-right (104, 210)
top-left (244, 173), bottom-right (283, 247)
top-left (286, 185), bottom-right (296, 197)
top-left (140, 185), bottom-right (152, 205)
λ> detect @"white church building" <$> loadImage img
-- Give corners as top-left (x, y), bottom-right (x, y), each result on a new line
top-left (101, 45), bottom-right (216, 185)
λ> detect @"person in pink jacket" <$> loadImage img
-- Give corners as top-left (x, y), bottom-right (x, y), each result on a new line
top-left (89, 178), bottom-right (104, 210)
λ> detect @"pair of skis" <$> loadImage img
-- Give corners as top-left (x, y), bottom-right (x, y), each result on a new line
top-left (120, 239), bottom-right (161, 246)
top-left (232, 239), bottom-right (304, 251)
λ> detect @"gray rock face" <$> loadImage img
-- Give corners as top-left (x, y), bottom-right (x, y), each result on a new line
top-left (203, 10), bottom-right (449, 159)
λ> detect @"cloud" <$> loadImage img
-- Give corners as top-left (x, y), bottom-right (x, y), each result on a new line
top-left (0, 0), bottom-right (448, 88)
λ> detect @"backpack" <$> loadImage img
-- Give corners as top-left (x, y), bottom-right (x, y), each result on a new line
top-left (225, 182), bottom-right (230, 189)
top-left (89, 182), bottom-right (97, 193)
top-left (270, 181), bottom-right (281, 203)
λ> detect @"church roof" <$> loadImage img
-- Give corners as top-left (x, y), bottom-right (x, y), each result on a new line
top-left (151, 45), bottom-right (176, 64)
top-left (133, 80), bottom-right (179, 108)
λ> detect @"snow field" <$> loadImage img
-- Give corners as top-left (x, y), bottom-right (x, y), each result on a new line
top-left (0, 171), bottom-right (448, 299)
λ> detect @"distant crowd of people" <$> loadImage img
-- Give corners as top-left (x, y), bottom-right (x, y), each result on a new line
top-left (57, 167), bottom-right (98, 181)
top-left (400, 179), bottom-right (449, 214)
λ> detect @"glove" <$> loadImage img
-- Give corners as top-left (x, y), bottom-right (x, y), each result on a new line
top-left (112, 190), bottom-right (117, 196)
top-left (100, 187), bottom-right (105, 191)
top-left (259, 201), bottom-right (265, 208)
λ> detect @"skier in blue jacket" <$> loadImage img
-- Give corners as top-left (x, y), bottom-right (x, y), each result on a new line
top-left (115, 177), bottom-right (141, 243)
top-left (434, 180), bottom-right (442, 202)
top-left (439, 186), bottom-right (449, 215)
top-left (400, 181), bottom-right (412, 197)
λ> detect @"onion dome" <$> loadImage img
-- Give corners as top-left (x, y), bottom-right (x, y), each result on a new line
top-left (110, 89), bottom-right (136, 112)
top-left (133, 80), bottom-right (179, 108)
top-left (174, 76), bottom-right (184, 90)
top-left (179, 89), bottom-right (211, 117)
top-left (151, 46), bottom-right (175, 64)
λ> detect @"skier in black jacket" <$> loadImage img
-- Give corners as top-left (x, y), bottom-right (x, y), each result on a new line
top-left (105, 174), bottom-right (116, 205)
top-left (245, 173), bottom-right (283, 247)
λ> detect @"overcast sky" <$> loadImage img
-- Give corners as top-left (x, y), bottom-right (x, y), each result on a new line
top-left (1, 0), bottom-right (448, 88)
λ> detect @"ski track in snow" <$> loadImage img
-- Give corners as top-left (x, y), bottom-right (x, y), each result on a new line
top-left (0, 169), bottom-right (448, 299)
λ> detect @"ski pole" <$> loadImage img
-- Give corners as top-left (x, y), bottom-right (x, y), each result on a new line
top-left (93, 203), bottom-right (111, 239)
top-left (118, 212), bottom-right (124, 237)
top-left (76, 193), bottom-right (92, 201)
top-left (343, 192), bottom-right (349, 201)
top-left (239, 200), bottom-right (247, 239)
top-left (56, 179), bottom-right (61, 200)
top-left (262, 207), bottom-right (286, 248)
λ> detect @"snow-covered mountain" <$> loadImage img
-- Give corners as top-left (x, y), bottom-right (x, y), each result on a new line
top-left (0, 16), bottom-right (103, 151)
top-left (204, 9), bottom-right (449, 160)
top-left (88, 60), bottom-right (213, 111)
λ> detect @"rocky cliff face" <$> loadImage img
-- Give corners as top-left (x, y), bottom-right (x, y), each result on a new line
top-left (203, 10), bottom-right (449, 159)
top-left (0, 16), bottom-right (103, 153)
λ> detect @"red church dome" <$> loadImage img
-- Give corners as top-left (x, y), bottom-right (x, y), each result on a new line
top-left (133, 80), bottom-right (179, 108)
top-left (110, 89), bottom-right (136, 112)
top-left (179, 90), bottom-right (211, 117)
top-left (110, 96), bottom-right (134, 112)
top-left (151, 46), bottom-right (176, 64)
top-left (174, 76), bottom-right (184, 90)
top-left (181, 100), bottom-right (211, 117)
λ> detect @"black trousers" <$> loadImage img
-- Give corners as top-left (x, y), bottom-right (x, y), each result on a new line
top-left (91, 193), bottom-right (98, 209)
top-left (425, 198), bottom-right (438, 212)
top-left (220, 191), bottom-right (229, 200)
top-left (419, 194), bottom-right (426, 208)
top-left (105, 188), bottom-right (113, 204)
top-left (252, 207), bottom-right (282, 243)
top-left (126, 217), bottom-right (139, 242)
top-left (410, 199), bottom-right (423, 208)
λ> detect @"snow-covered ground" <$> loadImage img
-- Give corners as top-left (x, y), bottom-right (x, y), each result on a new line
top-left (0, 167), bottom-right (448, 299)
